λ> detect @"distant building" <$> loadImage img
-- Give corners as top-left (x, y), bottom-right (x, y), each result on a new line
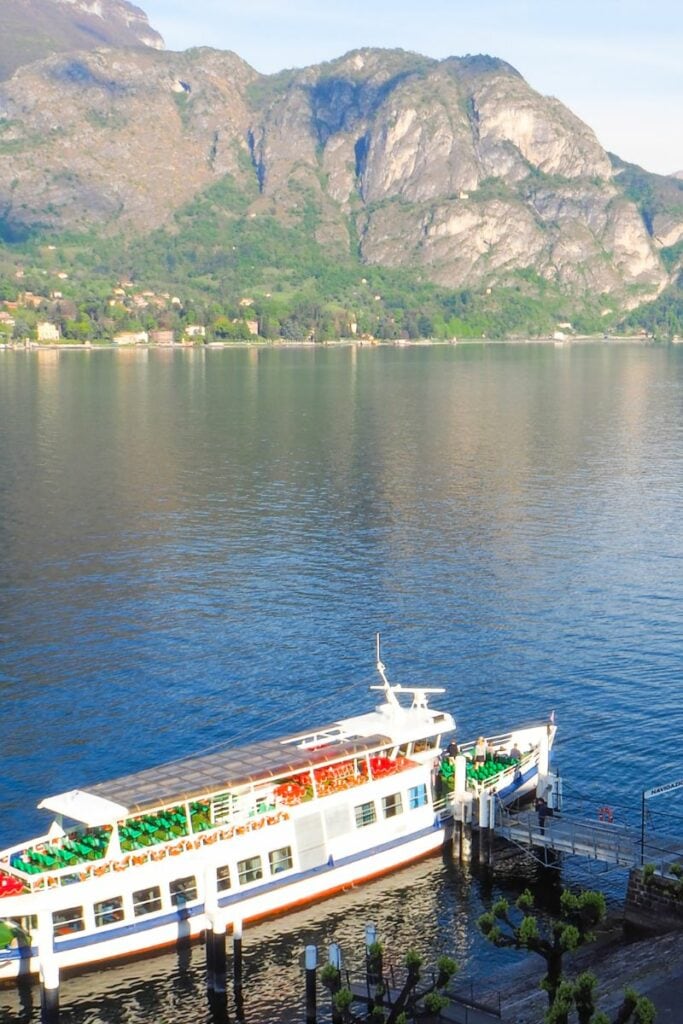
top-left (245, 320), bottom-right (259, 336)
top-left (149, 329), bottom-right (175, 345)
top-left (36, 321), bottom-right (60, 342)
top-left (21, 292), bottom-right (47, 308)
top-left (113, 331), bottom-right (149, 345)
top-left (239, 297), bottom-right (254, 307)
top-left (185, 325), bottom-right (206, 338)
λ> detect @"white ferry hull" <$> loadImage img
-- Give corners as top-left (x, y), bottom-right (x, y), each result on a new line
top-left (0, 821), bottom-right (446, 980)
top-left (0, 647), bottom-right (555, 984)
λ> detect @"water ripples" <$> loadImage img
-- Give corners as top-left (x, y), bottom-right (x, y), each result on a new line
top-left (1, 344), bottom-right (682, 1022)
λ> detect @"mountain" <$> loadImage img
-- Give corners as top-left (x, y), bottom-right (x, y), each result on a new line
top-left (0, 0), bottom-right (163, 81)
top-left (0, 41), bottom-right (681, 338)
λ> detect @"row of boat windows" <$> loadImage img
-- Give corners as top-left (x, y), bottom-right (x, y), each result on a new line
top-left (50, 845), bottom-right (295, 936)
top-left (45, 785), bottom-right (430, 937)
top-left (355, 784), bottom-right (428, 827)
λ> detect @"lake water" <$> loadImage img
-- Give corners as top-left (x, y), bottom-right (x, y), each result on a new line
top-left (0, 343), bottom-right (682, 1022)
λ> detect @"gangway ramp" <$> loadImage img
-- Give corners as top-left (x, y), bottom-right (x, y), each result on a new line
top-left (495, 811), bottom-right (683, 872)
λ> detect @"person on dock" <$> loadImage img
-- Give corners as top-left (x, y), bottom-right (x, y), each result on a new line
top-left (535, 795), bottom-right (550, 834)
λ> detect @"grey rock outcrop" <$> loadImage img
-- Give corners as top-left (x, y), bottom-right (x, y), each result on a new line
top-left (0, 43), bottom-right (675, 305)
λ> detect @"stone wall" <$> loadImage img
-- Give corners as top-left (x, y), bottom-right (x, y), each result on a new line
top-left (625, 868), bottom-right (683, 933)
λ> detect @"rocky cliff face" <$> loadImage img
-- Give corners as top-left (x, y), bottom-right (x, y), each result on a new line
top-left (0, 48), bottom-right (255, 232)
top-left (0, 0), bottom-right (163, 81)
top-left (0, 43), bottom-right (677, 305)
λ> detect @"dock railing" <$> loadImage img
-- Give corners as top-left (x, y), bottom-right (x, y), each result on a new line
top-left (496, 806), bottom-right (683, 874)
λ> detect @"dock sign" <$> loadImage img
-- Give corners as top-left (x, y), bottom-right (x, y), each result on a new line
top-left (644, 778), bottom-right (683, 800)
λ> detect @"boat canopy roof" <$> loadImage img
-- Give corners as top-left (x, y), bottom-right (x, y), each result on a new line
top-left (38, 789), bottom-right (129, 827)
top-left (39, 732), bottom-right (392, 821)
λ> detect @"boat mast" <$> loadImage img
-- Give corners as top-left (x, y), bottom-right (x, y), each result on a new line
top-left (375, 632), bottom-right (400, 707)
top-left (372, 633), bottom-right (445, 710)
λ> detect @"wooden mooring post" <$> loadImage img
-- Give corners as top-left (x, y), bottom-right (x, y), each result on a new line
top-left (37, 911), bottom-right (59, 1024)
top-left (232, 917), bottom-right (244, 1020)
top-left (305, 944), bottom-right (318, 1024)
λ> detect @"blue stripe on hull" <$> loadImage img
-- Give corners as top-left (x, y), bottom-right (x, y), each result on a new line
top-left (496, 764), bottom-right (537, 801)
top-left (17, 820), bottom-right (443, 957)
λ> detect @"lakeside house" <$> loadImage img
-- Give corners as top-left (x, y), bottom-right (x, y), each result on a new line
top-left (113, 330), bottom-right (149, 345)
top-left (36, 321), bottom-right (60, 342)
top-left (149, 329), bottom-right (175, 345)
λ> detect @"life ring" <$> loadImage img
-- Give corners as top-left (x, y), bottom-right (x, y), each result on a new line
top-left (113, 858), bottom-right (130, 872)
top-left (220, 828), bottom-right (234, 841)
top-left (93, 864), bottom-right (109, 876)
top-left (169, 843), bottom-right (184, 856)
top-left (202, 833), bottom-right (217, 845)
top-left (79, 869), bottom-right (91, 882)
top-left (48, 876), bottom-right (59, 888)
top-left (598, 805), bottom-right (614, 823)
top-left (151, 849), bottom-right (166, 861)
top-left (132, 854), bottom-right (148, 866)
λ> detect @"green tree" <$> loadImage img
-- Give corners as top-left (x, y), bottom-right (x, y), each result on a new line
top-left (479, 889), bottom-right (606, 1007)
top-left (479, 889), bottom-right (655, 1024)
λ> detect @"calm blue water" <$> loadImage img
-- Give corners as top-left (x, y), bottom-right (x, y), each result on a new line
top-left (0, 343), bottom-right (682, 1022)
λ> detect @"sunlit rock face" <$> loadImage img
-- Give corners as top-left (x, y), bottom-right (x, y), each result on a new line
top-left (0, 41), bottom-right (672, 302)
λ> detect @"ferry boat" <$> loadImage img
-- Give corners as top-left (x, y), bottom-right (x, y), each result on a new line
top-left (0, 646), bottom-right (556, 981)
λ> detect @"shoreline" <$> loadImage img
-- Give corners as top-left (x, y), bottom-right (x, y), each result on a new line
top-left (0, 334), bottom-right (659, 354)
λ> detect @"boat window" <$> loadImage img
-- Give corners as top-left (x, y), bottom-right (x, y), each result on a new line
top-left (53, 906), bottom-right (85, 936)
top-left (170, 876), bottom-right (197, 906)
top-left (94, 897), bottom-right (124, 927)
top-left (354, 801), bottom-right (377, 828)
top-left (216, 865), bottom-right (231, 892)
top-left (268, 846), bottom-right (293, 874)
top-left (59, 873), bottom-right (82, 887)
top-left (382, 793), bottom-right (403, 819)
top-left (237, 856), bottom-right (263, 885)
top-left (19, 916), bottom-right (38, 934)
top-left (398, 744), bottom-right (410, 757)
top-left (408, 784), bottom-right (428, 809)
top-left (132, 886), bottom-right (162, 917)
top-left (412, 739), bottom-right (435, 753)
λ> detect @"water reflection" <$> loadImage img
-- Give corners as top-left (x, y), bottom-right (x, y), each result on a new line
top-left (0, 344), bottom-right (681, 1021)
top-left (0, 847), bottom-right (568, 1024)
